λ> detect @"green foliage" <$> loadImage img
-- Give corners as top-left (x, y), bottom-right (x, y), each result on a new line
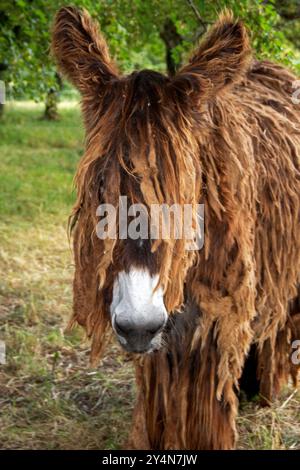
top-left (0, 0), bottom-right (299, 102)
top-left (162, 0), bottom-right (300, 75)
top-left (0, 0), bottom-right (60, 99)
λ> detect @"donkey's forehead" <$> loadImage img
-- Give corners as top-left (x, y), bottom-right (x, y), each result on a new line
top-left (127, 69), bottom-right (169, 85)
top-left (120, 69), bottom-right (170, 99)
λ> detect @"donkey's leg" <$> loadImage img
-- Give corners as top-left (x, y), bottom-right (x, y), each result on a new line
top-left (179, 327), bottom-right (238, 450)
top-left (239, 343), bottom-right (260, 401)
top-left (130, 328), bottom-right (238, 449)
top-left (257, 308), bottom-right (300, 406)
top-left (126, 387), bottom-right (150, 450)
top-left (257, 287), bottom-right (300, 405)
top-left (126, 355), bottom-right (180, 450)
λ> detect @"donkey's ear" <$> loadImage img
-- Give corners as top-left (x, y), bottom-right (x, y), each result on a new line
top-left (51, 6), bottom-right (118, 95)
top-left (171, 11), bottom-right (251, 100)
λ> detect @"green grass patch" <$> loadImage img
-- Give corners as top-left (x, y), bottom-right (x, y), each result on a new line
top-left (0, 101), bottom-right (83, 222)
top-left (0, 101), bottom-right (299, 449)
top-left (0, 102), bottom-right (134, 450)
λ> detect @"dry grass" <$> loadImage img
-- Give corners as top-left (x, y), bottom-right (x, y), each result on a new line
top-left (0, 208), bottom-right (135, 450)
top-left (238, 390), bottom-right (300, 449)
top-left (0, 102), bottom-right (299, 450)
top-left (0, 102), bottom-right (134, 449)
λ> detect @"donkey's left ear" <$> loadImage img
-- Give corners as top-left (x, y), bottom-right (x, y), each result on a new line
top-left (51, 6), bottom-right (118, 95)
top-left (171, 11), bottom-right (251, 100)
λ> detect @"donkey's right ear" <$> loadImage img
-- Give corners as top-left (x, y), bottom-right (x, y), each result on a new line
top-left (170, 11), bottom-right (251, 104)
top-left (51, 6), bottom-right (118, 95)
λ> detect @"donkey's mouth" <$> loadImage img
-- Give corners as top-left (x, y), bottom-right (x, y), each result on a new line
top-left (114, 326), bottom-right (164, 354)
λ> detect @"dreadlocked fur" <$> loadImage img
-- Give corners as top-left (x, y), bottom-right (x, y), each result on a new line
top-left (52, 6), bottom-right (300, 449)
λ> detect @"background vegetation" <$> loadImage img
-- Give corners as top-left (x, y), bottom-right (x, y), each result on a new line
top-left (1, 0), bottom-right (300, 118)
top-left (0, 0), bottom-right (300, 449)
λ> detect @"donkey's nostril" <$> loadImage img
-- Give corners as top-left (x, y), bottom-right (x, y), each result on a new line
top-left (146, 323), bottom-right (164, 335)
top-left (114, 315), bottom-right (166, 339)
top-left (114, 318), bottom-right (133, 336)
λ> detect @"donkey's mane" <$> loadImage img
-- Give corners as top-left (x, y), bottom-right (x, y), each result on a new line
top-left (71, 68), bottom-right (205, 316)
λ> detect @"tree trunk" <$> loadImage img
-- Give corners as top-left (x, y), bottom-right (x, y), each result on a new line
top-left (43, 88), bottom-right (59, 120)
top-left (42, 73), bottom-right (63, 121)
top-left (160, 19), bottom-right (183, 76)
top-left (274, 0), bottom-right (300, 20)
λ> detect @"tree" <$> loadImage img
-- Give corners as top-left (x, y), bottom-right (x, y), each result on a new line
top-left (0, 0), bottom-right (299, 120)
top-left (273, 0), bottom-right (300, 53)
top-left (0, 0), bottom-right (61, 117)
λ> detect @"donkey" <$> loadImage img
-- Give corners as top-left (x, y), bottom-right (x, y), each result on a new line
top-left (52, 7), bottom-right (300, 449)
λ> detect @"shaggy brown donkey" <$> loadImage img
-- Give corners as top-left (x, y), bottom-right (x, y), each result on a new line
top-left (52, 7), bottom-right (300, 449)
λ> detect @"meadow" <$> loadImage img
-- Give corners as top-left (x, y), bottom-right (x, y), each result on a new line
top-left (0, 102), bottom-right (299, 449)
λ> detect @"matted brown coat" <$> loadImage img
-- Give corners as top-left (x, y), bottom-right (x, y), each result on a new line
top-left (51, 6), bottom-right (300, 449)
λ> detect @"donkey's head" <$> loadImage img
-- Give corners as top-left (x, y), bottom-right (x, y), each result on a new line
top-left (52, 7), bottom-right (250, 358)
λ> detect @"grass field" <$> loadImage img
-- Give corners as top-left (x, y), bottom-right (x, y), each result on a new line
top-left (0, 102), bottom-right (299, 449)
